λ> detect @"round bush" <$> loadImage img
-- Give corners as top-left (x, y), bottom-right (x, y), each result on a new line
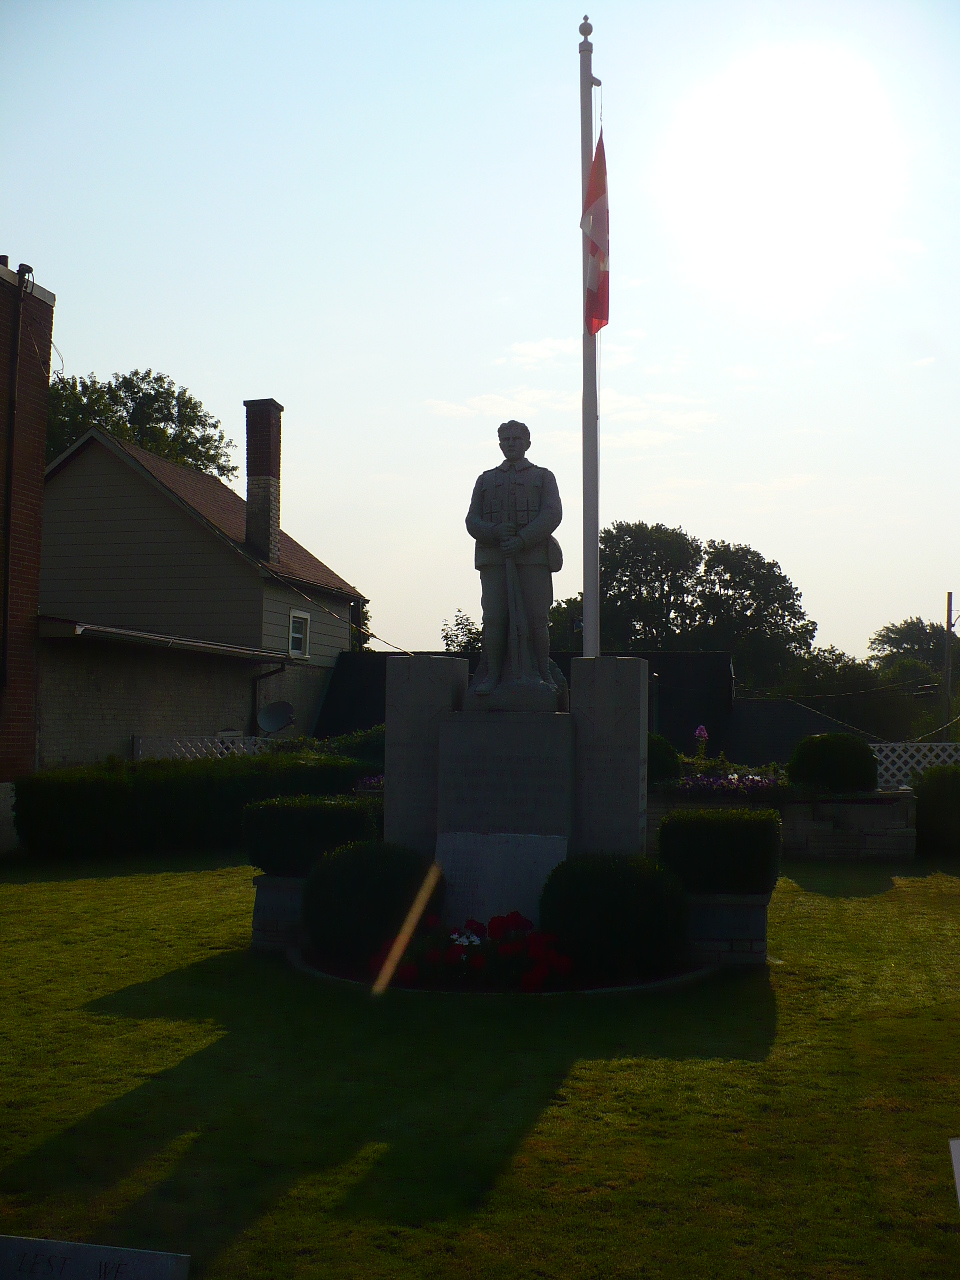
top-left (648, 732), bottom-right (682, 784)
top-left (539, 854), bottom-right (687, 985)
top-left (243, 795), bottom-right (377, 877)
top-left (786, 733), bottom-right (877, 793)
top-left (915, 764), bottom-right (960, 856)
top-left (302, 841), bottom-right (442, 969)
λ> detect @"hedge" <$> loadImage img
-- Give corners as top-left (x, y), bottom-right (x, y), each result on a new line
top-left (244, 795), bottom-right (377, 877)
top-left (302, 841), bottom-right (441, 969)
top-left (14, 753), bottom-right (369, 859)
top-left (915, 764), bottom-right (960, 856)
top-left (657, 808), bottom-right (781, 895)
top-left (787, 733), bottom-right (877, 793)
top-left (648, 733), bottom-right (682, 784)
top-left (539, 854), bottom-right (687, 985)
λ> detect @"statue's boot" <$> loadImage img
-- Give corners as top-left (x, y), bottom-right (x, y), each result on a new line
top-left (473, 675), bottom-right (499, 696)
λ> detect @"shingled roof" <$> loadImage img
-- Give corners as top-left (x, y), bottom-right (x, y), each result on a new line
top-left (50, 431), bottom-right (363, 600)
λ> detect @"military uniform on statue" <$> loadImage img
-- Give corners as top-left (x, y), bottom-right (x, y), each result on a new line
top-left (464, 419), bottom-right (569, 713)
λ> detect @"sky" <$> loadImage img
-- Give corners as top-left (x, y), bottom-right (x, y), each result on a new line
top-left (3, 0), bottom-right (960, 657)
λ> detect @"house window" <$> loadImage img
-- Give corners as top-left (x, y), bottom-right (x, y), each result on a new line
top-left (289, 610), bottom-right (310, 658)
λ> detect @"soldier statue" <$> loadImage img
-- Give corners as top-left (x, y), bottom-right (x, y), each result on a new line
top-left (465, 420), bottom-right (563, 698)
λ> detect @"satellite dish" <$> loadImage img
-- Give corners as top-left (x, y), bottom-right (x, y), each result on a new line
top-left (257, 700), bottom-right (295, 734)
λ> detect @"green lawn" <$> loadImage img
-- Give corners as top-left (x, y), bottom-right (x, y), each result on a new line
top-left (3, 852), bottom-right (960, 1278)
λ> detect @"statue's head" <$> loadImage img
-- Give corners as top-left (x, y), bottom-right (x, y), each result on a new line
top-left (498, 419), bottom-right (530, 462)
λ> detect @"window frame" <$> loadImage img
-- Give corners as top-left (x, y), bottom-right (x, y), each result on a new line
top-left (288, 609), bottom-right (311, 659)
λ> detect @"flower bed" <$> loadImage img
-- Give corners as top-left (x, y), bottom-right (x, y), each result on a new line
top-left (370, 911), bottom-right (575, 993)
top-left (301, 908), bottom-right (700, 995)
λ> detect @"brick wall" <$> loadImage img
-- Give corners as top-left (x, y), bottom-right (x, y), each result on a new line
top-left (0, 271), bottom-right (54, 780)
top-left (37, 639), bottom-right (258, 767)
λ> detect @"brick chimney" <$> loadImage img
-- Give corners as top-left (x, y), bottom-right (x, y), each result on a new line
top-left (243, 398), bottom-right (283, 563)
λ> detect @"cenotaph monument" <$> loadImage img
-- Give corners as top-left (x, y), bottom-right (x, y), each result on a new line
top-left (384, 421), bottom-right (648, 925)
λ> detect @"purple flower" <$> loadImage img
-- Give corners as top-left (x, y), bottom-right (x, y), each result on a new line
top-left (695, 725), bottom-right (709, 743)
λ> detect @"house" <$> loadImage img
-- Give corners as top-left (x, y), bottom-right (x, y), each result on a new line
top-left (37, 398), bottom-right (365, 767)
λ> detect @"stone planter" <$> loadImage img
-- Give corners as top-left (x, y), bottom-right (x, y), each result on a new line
top-left (251, 875), bottom-right (306, 953)
top-left (781, 791), bottom-right (915, 860)
top-left (687, 892), bottom-right (771, 967)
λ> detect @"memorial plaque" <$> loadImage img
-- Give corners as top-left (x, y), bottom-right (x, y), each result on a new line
top-left (436, 712), bottom-right (574, 837)
top-left (437, 832), bottom-right (567, 925)
top-left (0, 1237), bottom-right (189, 1280)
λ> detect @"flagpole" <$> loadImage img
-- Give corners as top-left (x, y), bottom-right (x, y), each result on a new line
top-left (579, 15), bottom-right (600, 659)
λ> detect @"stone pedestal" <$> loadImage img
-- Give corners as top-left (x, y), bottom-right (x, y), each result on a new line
top-left (687, 892), bottom-right (771, 966)
top-left (435, 712), bottom-right (574, 924)
top-left (384, 655), bottom-right (468, 855)
top-left (250, 875), bottom-right (305, 953)
top-left (571, 656), bottom-right (648, 853)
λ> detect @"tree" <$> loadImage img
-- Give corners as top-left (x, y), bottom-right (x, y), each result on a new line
top-left (47, 369), bottom-right (237, 478)
top-left (441, 609), bottom-right (482, 657)
top-left (351, 602), bottom-right (371, 652)
top-left (693, 539), bottom-right (816, 687)
top-left (599, 521), bottom-right (702, 649)
top-left (869, 616), bottom-right (958, 672)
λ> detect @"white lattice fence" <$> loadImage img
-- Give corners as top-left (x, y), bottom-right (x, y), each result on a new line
top-left (872, 742), bottom-right (960, 790)
top-left (133, 735), bottom-right (267, 762)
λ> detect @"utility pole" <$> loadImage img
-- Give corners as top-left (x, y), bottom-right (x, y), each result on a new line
top-left (579, 15), bottom-right (600, 658)
top-left (945, 590), bottom-right (954, 739)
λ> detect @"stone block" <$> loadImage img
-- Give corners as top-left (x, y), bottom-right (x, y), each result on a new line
top-left (571, 656), bottom-right (648, 853)
top-left (384, 655), bottom-right (468, 855)
top-left (250, 875), bottom-right (305, 953)
top-left (437, 712), bottom-right (574, 836)
top-left (687, 893), bottom-right (770, 967)
top-left (0, 1236), bottom-right (189, 1280)
top-left (436, 832), bottom-right (567, 926)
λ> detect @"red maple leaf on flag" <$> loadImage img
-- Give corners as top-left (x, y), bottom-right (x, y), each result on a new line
top-left (580, 130), bottom-right (609, 335)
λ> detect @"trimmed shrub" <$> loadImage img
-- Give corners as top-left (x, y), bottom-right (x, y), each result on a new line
top-left (786, 733), bottom-right (877, 793)
top-left (539, 854), bottom-right (687, 985)
top-left (243, 795), bottom-right (378, 877)
top-left (648, 732), bottom-right (682, 784)
top-left (302, 841), bottom-right (441, 969)
top-left (14, 753), bottom-right (369, 859)
top-left (915, 764), bottom-right (960, 856)
top-left (658, 808), bottom-right (781, 895)
top-left (317, 725), bottom-right (385, 770)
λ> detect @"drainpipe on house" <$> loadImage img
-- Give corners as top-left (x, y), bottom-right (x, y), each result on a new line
top-left (0, 263), bottom-right (31, 697)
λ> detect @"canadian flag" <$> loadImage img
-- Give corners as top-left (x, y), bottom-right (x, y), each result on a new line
top-left (580, 130), bottom-right (608, 335)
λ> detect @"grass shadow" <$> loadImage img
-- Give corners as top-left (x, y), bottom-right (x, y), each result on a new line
top-left (0, 850), bottom-right (251, 884)
top-left (782, 853), bottom-right (960, 899)
top-left (0, 949), bottom-right (776, 1264)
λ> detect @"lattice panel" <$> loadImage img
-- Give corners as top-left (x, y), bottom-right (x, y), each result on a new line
top-left (872, 741), bottom-right (960, 790)
top-left (135, 735), bottom-right (266, 762)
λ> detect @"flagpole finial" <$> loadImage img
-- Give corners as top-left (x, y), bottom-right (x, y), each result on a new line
top-left (579, 15), bottom-right (593, 36)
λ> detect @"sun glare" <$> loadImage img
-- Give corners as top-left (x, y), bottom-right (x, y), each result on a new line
top-left (652, 44), bottom-right (910, 315)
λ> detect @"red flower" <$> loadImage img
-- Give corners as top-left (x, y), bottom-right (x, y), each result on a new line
top-left (526, 932), bottom-right (551, 962)
top-left (468, 951), bottom-right (487, 971)
top-left (504, 911), bottom-right (534, 934)
top-left (424, 947), bottom-right (442, 966)
top-left (521, 962), bottom-right (550, 992)
top-left (445, 944), bottom-right (467, 964)
top-left (488, 915), bottom-right (508, 941)
top-left (465, 918), bottom-right (488, 940)
top-left (396, 961), bottom-right (418, 985)
top-left (549, 951), bottom-right (573, 977)
top-left (498, 940), bottom-right (524, 958)
top-left (424, 913), bottom-right (441, 930)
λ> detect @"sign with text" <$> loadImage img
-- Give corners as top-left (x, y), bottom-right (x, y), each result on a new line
top-left (0, 1237), bottom-right (189, 1280)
